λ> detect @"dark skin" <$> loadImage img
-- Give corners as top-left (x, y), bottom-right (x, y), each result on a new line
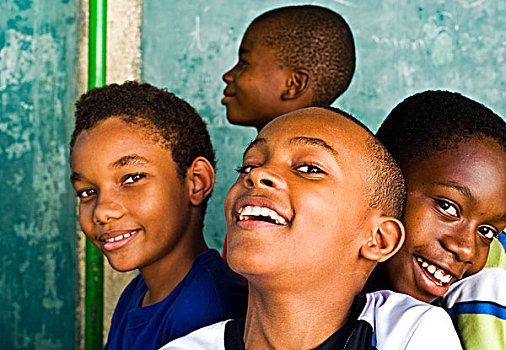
top-left (224, 108), bottom-right (404, 349)
top-left (369, 137), bottom-right (506, 303)
top-left (71, 117), bottom-right (215, 306)
top-left (221, 21), bottom-right (313, 131)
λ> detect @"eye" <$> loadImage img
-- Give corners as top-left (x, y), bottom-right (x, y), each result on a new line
top-left (77, 188), bottom-right (96, 199)
top-left (296, 164), bottom-right (325, 174)
top-left (435, 199), bottom-right (460, 218)
top-left (123, 173), bottom-right (146, 184)
top-left (235, 165), bottom-right (257, 174)
top-left (477, 226), bottom-right (498, 240)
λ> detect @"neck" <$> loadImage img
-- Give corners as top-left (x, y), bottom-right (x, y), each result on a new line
top-left (140, 223), bottom-right (208, 306)
top-left (243, 281), bottom-right (359, 350)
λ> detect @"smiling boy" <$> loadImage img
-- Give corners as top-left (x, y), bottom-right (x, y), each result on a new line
top-left (70, 81), bottom-right (247, 349)
top-left (161, 107), bottom-right (462, 349)
top-left (222, 5), bottom-right (355, 131)
top-left (369, 90), bottom-right (506, 348)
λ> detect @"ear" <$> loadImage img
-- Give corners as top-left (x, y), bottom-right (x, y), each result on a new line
top-left (360, 217), bottom-right (405, 263)
top-left (281, 68), bottom-right (311, 100)
top-left (186, 157), bottom-right (215, 206)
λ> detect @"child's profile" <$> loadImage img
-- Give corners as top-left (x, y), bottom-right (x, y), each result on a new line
top-left (221, 5), bottom-right (355, 131)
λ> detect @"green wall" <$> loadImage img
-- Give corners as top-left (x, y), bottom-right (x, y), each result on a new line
top-left (0, 1), bottom-right (78, 349)
top-left (141, 0), bottom-right (506, 250)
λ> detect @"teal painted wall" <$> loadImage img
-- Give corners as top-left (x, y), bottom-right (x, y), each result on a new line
top-left (0, 1), bottom-right (78, 349)
top-left (142, 0), bottom-right (505, 251)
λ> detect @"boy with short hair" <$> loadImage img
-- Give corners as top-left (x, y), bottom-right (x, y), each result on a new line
top-left (369, 90), bottom-right (506, 348)
top-left (161, 107), bottom-right (462, 349)
top-left (70, 81), bottom-right (247, 349)
top-left (221, 5), bottom-right (355, 131)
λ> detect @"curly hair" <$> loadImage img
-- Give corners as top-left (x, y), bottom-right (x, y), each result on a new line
top-left (70, 81), bottom-right (216, 211)
top-left (252, 5), bottom-right (355, 106)
top-left (321, 106), bottom-right (406, 220)
top-left (376, 90), bottom-right (506, 168)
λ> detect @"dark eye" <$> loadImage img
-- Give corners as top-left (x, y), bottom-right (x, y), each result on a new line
top-left (477, 226), bottom-right (498, 240)
top-left (296, 164), bottom-right (324, 174)
top-left (435, 199), bottom-right (459, 218)
top-left (123, 173), bottom-right (146, 184)
top-left (235, 165), bottom-right (257, 174)
top-left (77, 188), bottom-right (96, 199)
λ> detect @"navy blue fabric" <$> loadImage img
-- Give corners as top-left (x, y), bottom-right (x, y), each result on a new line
top-left (104, 249), bottom-right (248, 350)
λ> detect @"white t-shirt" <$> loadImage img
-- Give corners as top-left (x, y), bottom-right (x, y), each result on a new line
top-left (160, 290), bottom-right (462, 350)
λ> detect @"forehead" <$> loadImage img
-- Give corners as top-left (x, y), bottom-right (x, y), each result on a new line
top-left (71, 117), bottom-right (169, 164)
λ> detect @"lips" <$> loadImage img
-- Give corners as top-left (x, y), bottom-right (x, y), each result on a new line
top-left (99, 229), bottom-right (140, 251)
top-left (232, 196), bottom-right (292, 228)
top-left (221, 88), bottom-right (235, 105)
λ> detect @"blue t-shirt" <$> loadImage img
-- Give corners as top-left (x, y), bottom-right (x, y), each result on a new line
top-left (104, 249), bottom-right (248, 350)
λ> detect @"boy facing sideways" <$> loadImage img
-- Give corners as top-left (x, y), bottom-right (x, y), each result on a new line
top-left (70, 81), bottom-right (247, 349)
top-left (161, 107), bottom-right (462, 349)
top-left (222, 5), bottom-right (355, 131)
top-left (368, 90), bottom-right (506, 348)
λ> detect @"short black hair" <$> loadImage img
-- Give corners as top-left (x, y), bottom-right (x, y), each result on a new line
top-left (252, 5), bottom-right (355, 106)
top-left (321, 106), bottom-right (406, 220)
top-left (70, 81), bottom-right (216, 210)
top-left (376, 90), bottom-right (506, 168)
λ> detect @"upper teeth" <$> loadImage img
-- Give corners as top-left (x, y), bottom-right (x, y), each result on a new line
top-left (104, 231), bottom-right (136, 243)
top-left (416, 256), bottom-right (453, 285)
top-left (237, 205), bottom-right (287, 225)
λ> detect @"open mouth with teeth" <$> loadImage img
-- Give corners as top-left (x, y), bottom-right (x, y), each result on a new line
top-left (416, 256), bottom-right (453, 286)
top-left (102, 230), bottom-right (137, 243)
top-left (237, 205), bottom-right (288, 225)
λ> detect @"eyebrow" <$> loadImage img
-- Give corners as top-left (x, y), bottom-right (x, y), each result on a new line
top-left (243, 138), bottom-right (267, 158)
top-left (70, 154), bottom-right (149, 183)
top-left (289, 137), bottom-right (340, 160)
top-left (434, 181), bottom-right (476, 204)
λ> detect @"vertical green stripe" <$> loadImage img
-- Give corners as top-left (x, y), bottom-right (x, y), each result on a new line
top-left (86, 0), bottom-right (107, 349)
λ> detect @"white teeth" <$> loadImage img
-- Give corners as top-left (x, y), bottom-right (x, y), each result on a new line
top-left (105, 231), bottom-right (135, 243)
top-left (416, 256), bottom-right (453, 285)
top-left (236, 205), bottom-right (288, 225)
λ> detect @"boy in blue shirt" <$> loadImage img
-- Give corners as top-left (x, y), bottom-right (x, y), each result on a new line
top-left (221, 5), bottom-right (355, 131)
top-left (70, 81), bottom-right (247, 349)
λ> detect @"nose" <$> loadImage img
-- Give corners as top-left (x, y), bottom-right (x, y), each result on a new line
top-left (93, 194), bottom-right (124, 225)
top-left (222, 64), bottom-right (236, 84)
top-left (243, 166), bottom-right (285, 190)
top-left (440, 224), bottom-right (476, 264)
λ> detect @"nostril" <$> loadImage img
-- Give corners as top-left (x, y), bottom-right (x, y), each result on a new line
top-left (260, 179), bottom-right (274, 187)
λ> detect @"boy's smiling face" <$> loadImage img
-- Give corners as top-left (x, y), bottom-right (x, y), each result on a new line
top-left (71, 117), bottom-right (192, 272)
top-left (221, 22), bottom-right (293, 129)
top-left (383, 138), bottom-right (506, 303)
top-left (224, 108), bottom-right (375, 286)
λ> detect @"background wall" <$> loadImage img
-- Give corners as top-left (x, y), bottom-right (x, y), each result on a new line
top-left (141, 0), bottom-right (506, 250)
top-left (0, 1), bottom-right (79, 349)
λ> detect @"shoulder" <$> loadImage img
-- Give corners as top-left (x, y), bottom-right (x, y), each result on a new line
top-left (159, 320), bottom-right (229, 350)
top-left (362, 290), bottom-right (462, 349)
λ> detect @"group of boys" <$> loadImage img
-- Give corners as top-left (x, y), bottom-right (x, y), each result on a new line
top-left (69, 5), bottom-right (506, 350)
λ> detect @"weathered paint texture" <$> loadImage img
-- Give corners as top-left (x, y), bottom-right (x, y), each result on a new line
top-left (141, 0), bottom-right (506, 250)
top-left (0, 1), bottom-right (78, 349)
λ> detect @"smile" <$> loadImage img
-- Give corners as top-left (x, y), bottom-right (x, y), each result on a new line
top-left (102, 230), bottom-right (139, 243)
top-left (237, 205), bottom-right (288, 225)
top-left (416, 256), bottom-right (453, 286)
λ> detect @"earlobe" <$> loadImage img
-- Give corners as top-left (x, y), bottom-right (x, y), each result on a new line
top-left (281, 68), bottom-right (311, 100)
top-left (360, 217), bottom-right (405, 263)
top-left (187, 157), bottom-right (215, 206)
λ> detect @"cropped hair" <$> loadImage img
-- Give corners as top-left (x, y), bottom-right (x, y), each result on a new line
top-left (376, 90), bottom-right (506, 168)
top-left (321, 106), bottom-right (406, 220)
top-left (70, 81), bottom-right (216, 211)
top-left (253, 5), bottom-right (355, 106)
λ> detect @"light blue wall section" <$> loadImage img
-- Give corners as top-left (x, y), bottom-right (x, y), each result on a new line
top-left (0, 1), bottom-right (78, 348)
top-left (141, 0), bottom-right (505, 250)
